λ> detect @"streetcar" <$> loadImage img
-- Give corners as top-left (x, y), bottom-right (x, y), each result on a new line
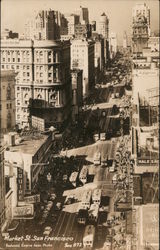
top-left (92, 188), bottom-right (102, 205)
top-left (69, 171), bottom-right (78, 187)
top-left (88, 203), bottom-right (99, 223)
top-left (100, 133), bottom-right (106, 141)
top-left (79, 165), bottom-right (88, 184)
top-left (93, 152), bottom-right (101, 165)
top-left (83, 225), bottom-right (95, 249)
top-left (81, 190), bottom-right (92, 209)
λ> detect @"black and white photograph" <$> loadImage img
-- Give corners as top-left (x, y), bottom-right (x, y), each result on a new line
top-left (0, 0), bottom-right (159, 249)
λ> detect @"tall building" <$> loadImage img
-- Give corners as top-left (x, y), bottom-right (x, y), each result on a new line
top-left (59, 14), bottom-right (68, 36)
top-left (0, 143), bottom-right (5, 232)
top-left (65, 14), bottom-right (80, 36)
top-left (79, 6), bottom-right (89, 24)
top-left (75, 23), bottom-right (91, 39)
top-left (0, 70), bottom-right (16, 133)
top-left (97, 13), bottom-right (109, 65)
top-left (97, 13), bottom-right (109, 39)
top-left (109, 32), bottom-right (117, 59)
top-left (24, 10), bottom-right (61, 40)
top-left (123, 31), bottom-right (128, 49)
top-left (132, 3), bottom-right (150, 53)
top-left (91, 21), bottom-right (96, 32)
top-left (94, 36), bottom-right (105, 83)
top-left (1, 39), bottom-right (71, 130)
top-left (71, 39), bottom-right (95, 97)
top-left (71, 69), bottom-right (83, 121)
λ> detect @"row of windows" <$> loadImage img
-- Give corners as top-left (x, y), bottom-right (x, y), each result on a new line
top-left (6, 103), bottom-right (12, 109)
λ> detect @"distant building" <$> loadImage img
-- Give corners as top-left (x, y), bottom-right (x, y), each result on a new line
top-left (65, 14), bottom-right (79, 36)
top-left (79, 6), bottom-right (89, 24)
top-left (0, 143), bottom-right (5, 232)
top-left (0, 70), bottom-right (16, 133)
top-left (148, 36), bottom-right (159, 52)
top-left (71, 39), bottom-right (95, 97)
top-left (97, 13), bottom-right (109, 65)
top-left (123, 31), bottom-right (128, 49)
top-left (91, 21), bottom-right (96, 32)
top-left (132, 3), bottom-right (150, 54)
top-left (71, 69), bottom-right (83, 121)
top-left (97, 13), bottom-right (109, 39)
top-left (24, 10), bottom-right (61, 40)
top-left (94, 37), bottom-right (105, 82)
top-left (1, 29), bottom-right (18, 40)
top-left (1, 39), bottom-right (71, 130)
top-left (75, 23), bottom-right (91, 39)
top-left (109, 32), bottom-right (117, 59)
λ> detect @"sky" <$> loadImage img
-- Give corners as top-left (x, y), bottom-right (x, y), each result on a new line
top-left (1, 0), bottom-right (159, 44)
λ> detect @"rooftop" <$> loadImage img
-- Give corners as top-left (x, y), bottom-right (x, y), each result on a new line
top-left (7, 133), bottom-right (49, 155)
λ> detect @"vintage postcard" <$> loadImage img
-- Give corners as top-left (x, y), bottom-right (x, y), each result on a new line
top-left (0, 0), bottom-right (159, 249)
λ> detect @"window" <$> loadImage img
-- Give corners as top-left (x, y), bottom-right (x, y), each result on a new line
top-left (18, 58), bottom-right (20, 62)
top-left (8, 58), bottom-right (10, 62)
top-left (27, 66), bottom-right (29, 70)
top-left (40, 73), bottom-right (43, 77)
top-left (17, 87), bottom-right (20, 90)
top-left (6, 103), bottom-right (9, 109)
top-left (48, 73), bottom-right (52, 78)
top-left (13, 58), bottom-right (15, 62)
top-left (17, 65), bottom-right (19, 69)
top-left (1, 65), bottom-right (4, 69)
top-left (3, 58), bottom-right (5, 62)
top-left (53, 52), bottom-right (56, 62)
top-left (23, 72), bottom-right (26, 77)
top-left (27, 72), bottom-right (30, 77)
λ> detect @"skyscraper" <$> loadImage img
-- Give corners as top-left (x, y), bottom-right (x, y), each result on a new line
top-left (132, 3), bottom-right (150, 53)
top-left (97, 13), bottom-right (109, 39)
top-left (79, 6), bottom-right (89, 24)
top-left (24, 10), bottom-right (61, 40)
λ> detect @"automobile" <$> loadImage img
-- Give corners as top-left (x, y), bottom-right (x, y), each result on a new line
top-left (47, 201), bottom-right (54, 208)
top-left (43, 226), bottom-right (52, 236)
top-left (55, 202), bottom-right (62, 210)
top-left (50, 193), bottom-right (56, 201)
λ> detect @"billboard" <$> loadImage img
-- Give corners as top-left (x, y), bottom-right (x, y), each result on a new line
top-left (17, 167), bottom-right (24, 201)
top-left (13, 204), bottom-right (34, 217)
top-left (24, 194), bottom-right (40, 204)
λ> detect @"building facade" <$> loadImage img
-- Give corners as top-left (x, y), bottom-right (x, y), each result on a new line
top-left (97, 13), bottom-right (109, 39)
top-left (109, 32), bottom-right (117, 59)
top-left (71, 69), bottom-right (83, 121)
top-left (1, 39), bottom-right (71, 129)
top-left (0, 70), bottom-right (16, 133)
top-left (0, 144), bottom-right (5, 232)
top-left (4, 133), bottom-right (52, 200)
top-left (79, 6), bottom-right (89, 24)
top-left (132, 3), bottom-right (150, 54)
top-left (24, 10), bottom-right (61, 40)
top-left (71, 39), bottom-right (95, 97)
top-left (66, 14), bottom-right (80, 36)
top-left (97, 13), bottom-right (109, 65)
top-left (75, 23), bottom-right (91, 39)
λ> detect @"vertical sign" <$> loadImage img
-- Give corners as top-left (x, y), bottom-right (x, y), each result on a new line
top-left (17, 167), bottom-right (24, 201)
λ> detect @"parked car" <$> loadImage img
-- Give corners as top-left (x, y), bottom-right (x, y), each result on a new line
top-left (43, 226), bottom-right (52, 236)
